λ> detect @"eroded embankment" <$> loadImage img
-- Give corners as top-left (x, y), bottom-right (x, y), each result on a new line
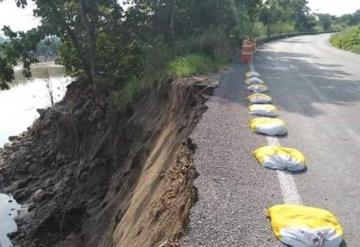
top-left (0, 76), bottom-right (217, 247)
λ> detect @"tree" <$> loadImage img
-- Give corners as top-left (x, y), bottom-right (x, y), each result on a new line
top-left (318, 14), bottom-right (333, 31)
top-left (260, 0), bottom-right (291, 37)
top-left (0, 0), bottom-right (274, 91)
top-left (349, 10), bottom-right (360, 26)
top-left (291, 0), bottom-right (316, 31)
top-left (0, 26), bottom-right (43, 89)
top-left (0, 0), bottom-right (129, 88)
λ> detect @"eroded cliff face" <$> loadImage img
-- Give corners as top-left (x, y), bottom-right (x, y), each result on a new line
top-left (0, 76), bottom-right (218, 247)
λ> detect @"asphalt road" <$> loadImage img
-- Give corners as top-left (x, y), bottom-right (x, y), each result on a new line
top-left (182, 34), bottom-right (360, 246)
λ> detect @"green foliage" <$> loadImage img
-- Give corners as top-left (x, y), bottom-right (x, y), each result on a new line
top-left (232, 12), bottom-right (260, 40)
top-left (340, 10), bottom-right (360, 26)
top-left (112, 76), bottom-right (141, 107)
top-left (168, 54), bottom-right (226, 77)
top-left (251, 22), bottom-right (267, 37)
top-left (269, 22), bottom-right (296, 35)
top-left (260, 0), bottom-right (317, 36)
top-left (0, 0), bottom-right (262, 90)
top-left (1, 0), bottom-right (342, 100)
top-left (291, 0), bottom-right (316, 32)
top-left (112, 41), bottom-right (173, 107)
top-left (36, 37), bottom-right (61, 60)
top-left (0, 26), bottom-right (43, 89)
top-left (330, 27), bottom-right (360, 54)
top-left (1, 0), bottom-right (129, 86)
top-left (179, 27), bottom-right (234, 60)
top-left (314, 9), bottom-right (360, 33)
top-left (318, 14), bottom-right (333, 31)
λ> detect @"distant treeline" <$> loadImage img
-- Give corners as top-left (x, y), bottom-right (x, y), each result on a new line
top-left (0, 0), bottom-right (359, 94)
top-left (0, 35), bottom-right (60, 61)
top-left (316, 10), bottom-right (360, 32)
top-left (35, 37), bottom-right (61, 61)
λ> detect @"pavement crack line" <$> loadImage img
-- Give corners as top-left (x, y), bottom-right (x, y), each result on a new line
top-left (251, 63), bottom-right (303, 206)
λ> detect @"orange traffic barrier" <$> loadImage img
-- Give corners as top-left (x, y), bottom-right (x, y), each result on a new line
top-left (240, 39), bottom-right (255, 64)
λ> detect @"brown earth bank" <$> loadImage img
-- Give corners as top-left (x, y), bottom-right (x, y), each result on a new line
top-left (0, 75), bottom-right (219, 247)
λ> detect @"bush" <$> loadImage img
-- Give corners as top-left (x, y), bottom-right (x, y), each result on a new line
top-left (111, 41), bottom-right (172, 107)
top-left (112, 76), bottom-right (140, 107)
top-left (178, 27), bottom-right (234, 60)
top-left (269, 22), bottom-right (296, 35)
top-left (252, 22), bottom-right (267, 37)
top-left (168, 54), bottom-right (227, 77)
top-left (330, 26), bottom-right (360, 54)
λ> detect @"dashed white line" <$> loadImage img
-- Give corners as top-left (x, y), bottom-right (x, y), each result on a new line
top-left (250, 63), bottom-right (303, 205)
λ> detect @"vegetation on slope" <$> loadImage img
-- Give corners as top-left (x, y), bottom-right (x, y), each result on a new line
top-left (330, 27), bottom-right (360, 54)
top-left (0, 0), bottom-right (334, 92)
top-left (168, 54), bottom-right (227, 77)
top-left (1, 1), bottom-right (358, 100)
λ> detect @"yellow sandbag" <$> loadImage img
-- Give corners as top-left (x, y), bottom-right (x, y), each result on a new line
top-left (253, 146), bottom-right (305, 171)
top-left (249, 118), bottom-right (287, 136)
top-left (247, 93), bottom-right (272, 104)
top-left (249, 104), bottom-right (278, 117)
top-left (247, 84), bottom-right (269, 93)
top-left (268, 204), bottom-right (344, 247)
top-left (245, 71), bottom-right (260, 78)
top-left (244, 77), bottom-right (264, 85)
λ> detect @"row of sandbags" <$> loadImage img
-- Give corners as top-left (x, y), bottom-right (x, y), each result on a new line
top-left (243, 70), bottom-right (344, 247)
top-left (245, 74), bottom-right (287, 137)
top-left (245, 72), bottom-right (305, 172)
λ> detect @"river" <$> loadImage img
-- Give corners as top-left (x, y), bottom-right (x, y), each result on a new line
top-left (0, 62), bottom-right (70, 146)
top-left (0, 62), bottom-right (70, 246)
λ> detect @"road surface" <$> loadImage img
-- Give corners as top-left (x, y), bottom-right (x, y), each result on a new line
top-left (182, 34), bottom-right (360, 246)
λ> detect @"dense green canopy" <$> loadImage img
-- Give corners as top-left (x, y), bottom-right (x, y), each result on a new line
top-left (0, 0), bottom-right (357, 90)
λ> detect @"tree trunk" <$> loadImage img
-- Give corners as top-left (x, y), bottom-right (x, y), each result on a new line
top-left (79, 0), bottom-right (97, 84)
top-left (169, 0), bottom-right (177, 47)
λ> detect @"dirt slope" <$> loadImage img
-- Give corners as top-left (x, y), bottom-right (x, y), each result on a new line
top-left (0, 76), bottom-right (218, 247)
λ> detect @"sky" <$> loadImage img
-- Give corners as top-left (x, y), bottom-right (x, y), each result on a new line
top-left (0, 0), bottom-right (40, 32)
top-left (0, 0), bottom-right (360, 32)
top-left (308, 0), bottom-right (360, 16)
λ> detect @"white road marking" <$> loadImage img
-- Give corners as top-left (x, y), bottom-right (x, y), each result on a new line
top-left (276, 170), bottom-right (303, 205)
top-left (266, 136), bottom-right (280, 146)
top-left (249, 63), bottom-right (303, 205)
top-left (266, 136), bottom-right (303, 205)
top-left (249, 63), bottom-right (255, 72)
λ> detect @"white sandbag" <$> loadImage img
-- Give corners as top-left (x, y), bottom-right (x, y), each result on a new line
top-left (249, 118), bottom-right (287, 136)
top-left (245, 71), bottom-right (260, 78)
top-left (247, 93), bottom-right (273, 104)
top-left (247, 84), bottom-right (269, 93)
top-left (244, 77), bottom-right (265, 85)
top-left (249, 104), bottom-right (278, 117)
top-left (253, 146), bottom-right (306, 172)
top-left (268, 204), bottom-right (344, 247)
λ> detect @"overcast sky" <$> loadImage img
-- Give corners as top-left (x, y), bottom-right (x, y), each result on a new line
top-left (0, 0), bottom-right (360, 32)
top-left (0, 1), bottom-right (39, 32)
top-left (308, 0), bottom-right (360, 16)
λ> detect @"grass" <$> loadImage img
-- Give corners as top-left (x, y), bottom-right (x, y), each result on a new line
top-left (112, 76), bottom-right (141, 107)
top-left (330, 26), bottom-right (360, 54)
top-left (112, 53), bottom-right (229, 108)
top-left (168, 54), bottom-right (227, 77)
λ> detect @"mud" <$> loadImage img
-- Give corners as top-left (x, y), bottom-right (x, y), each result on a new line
top-left (0, 76), bottom-right (218, 247)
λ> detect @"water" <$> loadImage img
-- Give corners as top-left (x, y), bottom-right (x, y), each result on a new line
top-left (0, 195), bottom-right (26, 247)
top-left (0, 63), bottom-right (70, 146)
top-left (0, 62), bottom-right (70, 246)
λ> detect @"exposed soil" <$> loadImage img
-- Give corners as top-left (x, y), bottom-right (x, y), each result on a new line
top-left (0, 75), bottom-right (218, 247)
